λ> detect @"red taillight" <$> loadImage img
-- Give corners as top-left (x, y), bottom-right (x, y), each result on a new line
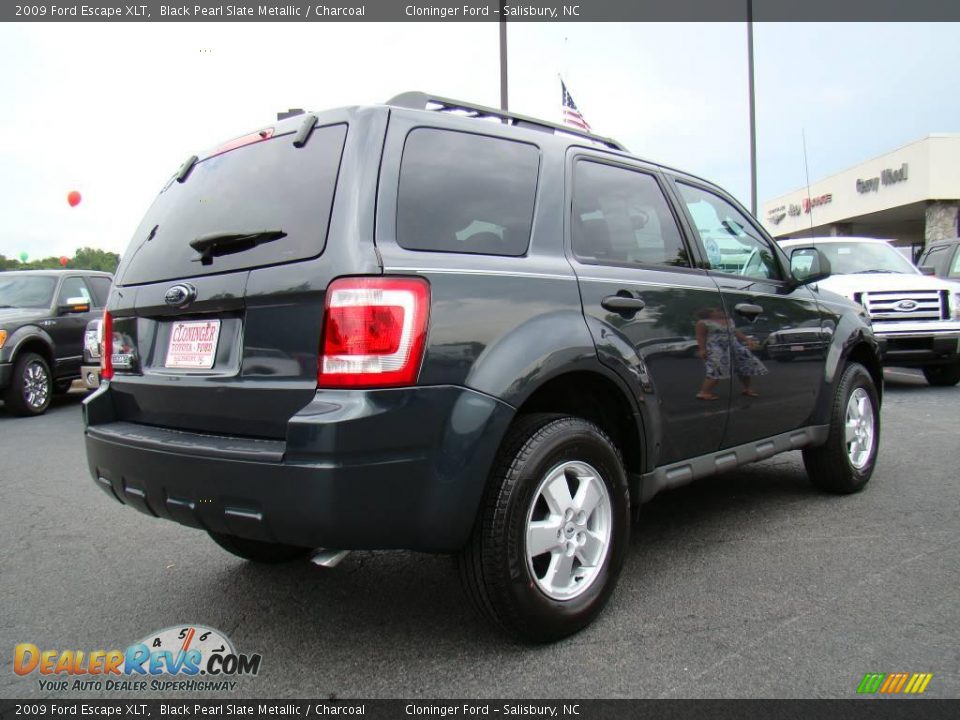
top-left (318, 277), bottom-right (430, 388)
top-left (100, 310), bottom-right (114, 381)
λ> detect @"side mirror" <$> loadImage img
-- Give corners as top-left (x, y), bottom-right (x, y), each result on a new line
top-left (790, 247), bottom-right (832, 285)
top-left (58, 296), bottom-right (91, 314)
top-left (918, 266), bottom-right (936, 276)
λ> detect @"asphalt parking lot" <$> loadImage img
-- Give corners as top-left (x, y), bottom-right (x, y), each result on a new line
top-left (1, 369), bottom-right (957, 699)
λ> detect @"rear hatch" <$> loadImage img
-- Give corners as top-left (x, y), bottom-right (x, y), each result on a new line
top-left (106, 116), bottom-right (362, 439)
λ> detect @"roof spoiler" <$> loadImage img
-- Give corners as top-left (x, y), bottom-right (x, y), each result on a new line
top-left (386, 91), bottom-right (627, 152)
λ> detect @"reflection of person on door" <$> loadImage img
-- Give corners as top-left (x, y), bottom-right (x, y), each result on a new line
top-left (695, 307), bottom-right (768, 400)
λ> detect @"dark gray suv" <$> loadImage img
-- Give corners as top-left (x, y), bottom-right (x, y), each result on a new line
top-left (84, 93), bottom-right (883, 642)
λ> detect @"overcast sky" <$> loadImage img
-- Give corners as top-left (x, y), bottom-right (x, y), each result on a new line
top-left (1, 21), bottom-right (958, 260)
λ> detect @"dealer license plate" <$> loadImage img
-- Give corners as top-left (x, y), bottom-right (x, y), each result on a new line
top-left (165, 320), bottom-right (221, 369)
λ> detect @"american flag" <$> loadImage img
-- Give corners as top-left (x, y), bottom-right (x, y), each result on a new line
top-left (561, 79), bottom-right (591, 132)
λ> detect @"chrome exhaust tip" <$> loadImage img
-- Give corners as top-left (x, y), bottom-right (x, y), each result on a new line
top-left (310, 548), bottom-right (350, 568)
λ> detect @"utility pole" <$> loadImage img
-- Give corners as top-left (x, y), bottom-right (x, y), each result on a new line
top-left (747, 0), bottom-right (758, 216)
top-left (499, 1), bottom-right (508, 111)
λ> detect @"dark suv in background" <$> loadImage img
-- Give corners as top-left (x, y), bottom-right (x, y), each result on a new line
top-left (1, 270), bottom-right (112, 415)
top-left (84, 93), bottom-right (882, 642)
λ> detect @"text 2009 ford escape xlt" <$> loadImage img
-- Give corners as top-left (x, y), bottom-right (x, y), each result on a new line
top-left (85, 93), bottom-right (883, 642)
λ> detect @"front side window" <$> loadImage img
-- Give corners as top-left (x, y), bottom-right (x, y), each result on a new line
top-left (949, 247), bottom-right (960, 278)
top-left (919, 245), bottom-right (949, 275)
top-left (572, 161), bottom-right (690, 268)
top-left (58, 277), bottom-right (92, 305)
top-left (677, 182), bottom-right (780, 280)
top-left (396, 129), bottom-right (540, 257)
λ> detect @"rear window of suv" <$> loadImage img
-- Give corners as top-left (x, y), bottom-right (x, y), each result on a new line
top-left (116, 123), bottom-right (348, 286)
top-left (396, 128), bottom-right (540, 257)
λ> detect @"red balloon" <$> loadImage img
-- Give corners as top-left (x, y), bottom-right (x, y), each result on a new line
top-left (59, 256), bottom-right (69, 267)
top-left (67, 191), bottom-right (82, 207)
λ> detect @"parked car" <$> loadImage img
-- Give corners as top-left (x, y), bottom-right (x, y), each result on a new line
top-left (779, 237), bottom-right (960, 386)
top-left (0, 270), bottom-right (112, 415)
top-left (84, 93), bottom-right (882, 642)
top-left (81, 317), bottom-right (102, 390)
top-left (917, 237), bottom-right (960, 283)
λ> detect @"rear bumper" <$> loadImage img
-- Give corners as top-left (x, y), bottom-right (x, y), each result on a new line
top-left (83, 384), bottom-right (514, 552)
top-left (875, 331), bottom-right (960, 366)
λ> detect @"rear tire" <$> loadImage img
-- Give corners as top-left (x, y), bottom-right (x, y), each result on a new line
top-left (922, 362), bottom-right (960, 387)
top-left (208, 532), bottom-right (311, 564)
top-left (803, 362), bottom-right (880, 494)
top-left (3, 352), bottom-right (53, 416)
top-left (457, 414), bottom-right (630, 643)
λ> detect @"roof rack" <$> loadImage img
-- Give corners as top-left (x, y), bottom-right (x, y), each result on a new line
top-left (386, 91), bottom-right (627, 152)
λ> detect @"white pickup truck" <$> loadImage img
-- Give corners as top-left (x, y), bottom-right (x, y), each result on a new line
top-left (779, 237), bottom-right (960, 386)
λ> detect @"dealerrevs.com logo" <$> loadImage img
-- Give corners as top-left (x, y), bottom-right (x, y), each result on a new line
top-left (14, 625), bottom-right (262, 693)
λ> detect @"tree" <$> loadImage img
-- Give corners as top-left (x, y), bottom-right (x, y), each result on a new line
top-left (71, 247), bottom-right (121, 272)
top-left (0, 247), bottom-right (121, 273)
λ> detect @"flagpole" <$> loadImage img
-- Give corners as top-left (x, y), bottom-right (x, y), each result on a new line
top-left (747, 0), bottom-right (758, 216)
top-left (499, 0), bottom-right (508, 111)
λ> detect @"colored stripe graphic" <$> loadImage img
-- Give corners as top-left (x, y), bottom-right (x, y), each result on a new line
top-left (906, 673), bottom-right (933, 694)
top-left (857, 672), bottom-right (932, 694)
top-left (857, 673), bottom-right (885, 693)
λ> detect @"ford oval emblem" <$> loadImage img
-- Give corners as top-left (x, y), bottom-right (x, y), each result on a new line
top-left (895, 299), bottom-right (918, 312)
top-left (164, 283), bottom-right (197, 307)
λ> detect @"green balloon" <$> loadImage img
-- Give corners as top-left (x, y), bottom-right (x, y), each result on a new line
top-left (19, 252), bottom-right (28, 262)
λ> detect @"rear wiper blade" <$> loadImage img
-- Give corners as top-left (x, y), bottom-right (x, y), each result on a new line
top-left (189, 230), bottom-right (287, 265)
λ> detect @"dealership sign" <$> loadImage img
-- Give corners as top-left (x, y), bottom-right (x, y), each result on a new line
top-left (802, 193), bottom-right (832, 213)
top-left (857, 163), bottom-right (909, 193)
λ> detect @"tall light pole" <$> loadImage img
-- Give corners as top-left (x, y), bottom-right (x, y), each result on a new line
top-left (747, 0), bottom-right (757, 216)
top-left (499, 1), bottom-right (508, 111)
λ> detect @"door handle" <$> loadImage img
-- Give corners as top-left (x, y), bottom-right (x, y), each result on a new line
top-left (734, 302), bottom-right (763, 320)
top-left (601, 294), bottom-right (646, 317)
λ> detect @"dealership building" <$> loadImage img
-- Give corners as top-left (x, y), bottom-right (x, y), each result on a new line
top-left (761, 135), bottom-right (960, 258)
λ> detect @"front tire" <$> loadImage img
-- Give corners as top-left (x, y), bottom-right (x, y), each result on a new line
top-left (208, 532), bottom-right (311, 564)
top-left (458, 414), bottom-right (630, 643)
top-left (922, 362), bottom-right (960, 387)
top-left (803, 362), bottom-right (880, 494)
top-left (3, 352), bottom-right (53, 416)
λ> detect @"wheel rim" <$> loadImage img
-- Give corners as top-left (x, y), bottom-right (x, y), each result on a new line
top-left (23, 361), bottom-right (50, 410)
top-left (525, 460), bottom-right (612, 601)
top-left (845, 387), bottom-right (875, 470)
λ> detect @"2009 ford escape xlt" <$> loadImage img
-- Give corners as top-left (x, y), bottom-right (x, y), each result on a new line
top-left (84, 93), bottom-right (883, 642)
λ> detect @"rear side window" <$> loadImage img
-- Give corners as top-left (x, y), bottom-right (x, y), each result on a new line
top-left (117, 124), bottom-right (348, 286)
top-left (87, 276), bottom-right (112, 306)
top-left (951, 247), bottom-right (960, 278)
top-left (396, 129), bottom-right (540, 257)
top-left (572, 161), bottom-right (690, 268)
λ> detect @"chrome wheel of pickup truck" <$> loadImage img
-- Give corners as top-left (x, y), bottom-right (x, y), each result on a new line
top-left (3, 352), bottom-right (53, 417)
top-left (526, 461), bottom-right (612, 601)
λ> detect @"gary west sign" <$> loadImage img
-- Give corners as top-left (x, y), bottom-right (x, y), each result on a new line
top-left (856, 163), bottom-right (909, 193)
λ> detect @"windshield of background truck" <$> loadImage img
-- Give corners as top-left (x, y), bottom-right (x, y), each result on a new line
top-left (115, 123), bottom-right (347, 286)
top-left (0, 276), bottom-right (57, 308)
top-left (817, 242), bottom-right (919, 275)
